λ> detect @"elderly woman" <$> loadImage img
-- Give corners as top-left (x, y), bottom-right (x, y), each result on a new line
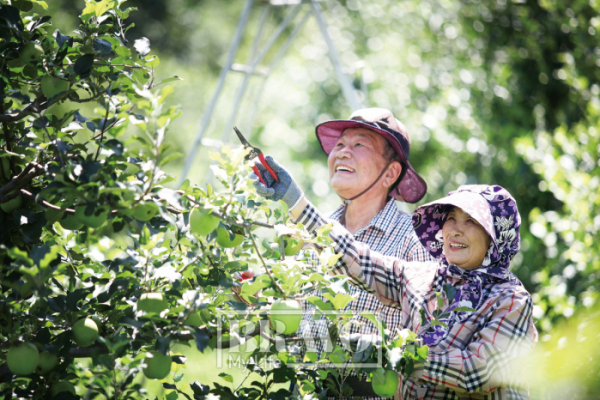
top-left (253, 161), bottom-right (538, 399)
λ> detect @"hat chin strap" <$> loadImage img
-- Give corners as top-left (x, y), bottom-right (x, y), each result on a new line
top-left (339, 160), bottom-right (394, 227)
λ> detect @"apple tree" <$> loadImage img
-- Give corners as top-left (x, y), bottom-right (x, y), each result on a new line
top-left (0, 1), bottom-right (427, 399)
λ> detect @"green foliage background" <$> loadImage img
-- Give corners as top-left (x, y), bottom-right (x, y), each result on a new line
top-left (3, 0), bottom-right (600, 398)
top-left (50, 0), bottom-right (597, 331)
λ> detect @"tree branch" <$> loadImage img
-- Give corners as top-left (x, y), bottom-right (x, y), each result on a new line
top-left (246, 227), bottom-right (286, 298)
top-left (0, 162), bottom-right (45, 200)
top-left (20, 188), bottom-right (75, 214)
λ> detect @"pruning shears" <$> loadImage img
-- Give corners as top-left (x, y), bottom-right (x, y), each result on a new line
top-left (233, 126), bottom-right (279, 186)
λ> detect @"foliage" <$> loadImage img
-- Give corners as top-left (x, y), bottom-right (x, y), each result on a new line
top-left (0, 2), bottom-right (427, 399)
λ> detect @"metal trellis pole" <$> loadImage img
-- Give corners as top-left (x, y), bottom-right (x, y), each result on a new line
top-left (178, 0), bottom-right (254, 187)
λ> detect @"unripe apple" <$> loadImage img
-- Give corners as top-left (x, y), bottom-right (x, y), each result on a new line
top-left (75, 205), bottom-right (109, 228)
top-left (90, 315), bottom-right (103, 332)
top-left (268, 299), bottom-right (302, 335)
top-left (189, 207), bottom-right (220, 237)
top-left (7, 342), bottom-right (39, 375)
top-left (72, 317), bottom-right (99, 347)
top-left (132, 201), bottom-right (159, 221)
top-left (59, 213), bottom-right (84, 230)
top-left (216, 227), bottom-right (244, 248)
top-left (51, 381), bottom-right (76, 397)
top-left (41, 75), bottom-right (69, 98)
top-left (371, 368), bottom-right (399, 398)
top-left (143, 351), bottom-right (171, 380)
top-left (283, 237), bottom-right (305, 256)
top-left (36, 351), bottom-right (58, 374)
top-left (138, 293), bottom-right (168, 314)
top-left (19, 41), bottom-right (43, 63)
top-left (1, 193), bottom-right (23, 213)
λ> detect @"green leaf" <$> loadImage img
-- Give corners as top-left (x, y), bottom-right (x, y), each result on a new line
top-left (417, 345), bottom-right (429, 360)
top-left (358, 311), bottom-right (385, 335)
top-left (323, 293), bottom-right (353, 310)
top-left (94, 0), bottom-right (113, 17)
top-left (278, 200), bottom-right (288, 220)
top-left (159, 152), bottom-right (183, 167)
top-left (74, 54), bottom-right (94, 76)
top-left (298, 273), bottom-right (327, 285)
top-left (453, 306), bottom-right (476, 312)
top-left (442, 284), bottom-right (457, 303)
top-left (31, 0), bottom-right (48, 9)
top-left (305, 296), bottom-right (333, 311)
top-left (436, 291), bottom-right (445, 310)
top-left (81, 1), bottom-right (97, 22)
top-left (157, 76), bottom-right (183, 86)
top-left (240, 274), bottom-right (271, 296)
top-left (218, 372), bottom-right (233, 383)
top-left (304, 351), bottom-right (318, 363)
top-left (6, 247), bottom-right (34, 267)
top-left (327, 253), bottom-right (343, 267)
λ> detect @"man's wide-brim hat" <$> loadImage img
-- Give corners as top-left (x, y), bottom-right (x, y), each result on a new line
top-left (315, 107), bottom-right (427, 203)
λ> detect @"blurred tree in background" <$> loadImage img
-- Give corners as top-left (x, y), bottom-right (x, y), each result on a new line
top-left (9, 0), bottom-right (600, 396)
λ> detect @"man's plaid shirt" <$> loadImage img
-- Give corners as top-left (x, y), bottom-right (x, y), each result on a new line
top-left (297, 202), bottom-right (538, 400)
top-left (296, 198), bottom-right (432, 400)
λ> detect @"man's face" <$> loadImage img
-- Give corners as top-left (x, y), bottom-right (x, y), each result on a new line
top-left (327, 128), bottom-right (390, 198)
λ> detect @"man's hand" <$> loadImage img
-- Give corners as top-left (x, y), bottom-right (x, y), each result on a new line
top-left (250, 155), bottom-right (304, 209)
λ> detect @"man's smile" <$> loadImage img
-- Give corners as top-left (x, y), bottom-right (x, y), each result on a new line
top-left (335, 165), bottom-right (355, 173)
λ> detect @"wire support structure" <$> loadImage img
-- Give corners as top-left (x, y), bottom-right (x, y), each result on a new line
top-left (178, 0), bottom-right (365, 187)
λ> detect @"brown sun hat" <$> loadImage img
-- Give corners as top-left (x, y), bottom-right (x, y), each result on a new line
top-left (315, 107), bottom-right (427, 203)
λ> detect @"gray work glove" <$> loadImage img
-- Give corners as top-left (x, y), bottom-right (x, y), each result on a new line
top-left (250, 155), bottom-right (304, 208)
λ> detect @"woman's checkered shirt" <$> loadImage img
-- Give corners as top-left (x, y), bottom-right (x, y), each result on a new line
top-left (297, 201), bottom-right (538, 400)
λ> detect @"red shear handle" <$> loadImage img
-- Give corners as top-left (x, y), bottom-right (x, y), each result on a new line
top-left (252, 165), bottom-right (267, 185)
top-left (258, 153), bottom-right (279, 182)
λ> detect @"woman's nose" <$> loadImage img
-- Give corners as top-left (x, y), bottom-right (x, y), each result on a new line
top-left (450, 226), bottom-right (463, 236)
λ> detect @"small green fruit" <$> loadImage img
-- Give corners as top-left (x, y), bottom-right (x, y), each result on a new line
top-left (7, 342), bottom-right (39, 376)
top-left (16, 275), bottom-right (34, 298)
top-left (41, 75), bottom-right (69, 98)
top-left (19, 41), bottom-right (43, 63)
top-left (216, 227), bottom-right (244, 248)
top-left (51, 381), bottom-right (76, 397)
top-left (72, 317), bottom-right (99, 347)
top-left (143, 351), bottom-right (171, 380)
top-left (59, 213), bottom-right (84, 230)
top-left (283, 237), bottom-right (304, 257)
top-left (189, 207), bottom-right (220, 237)
top-left (36, 351), bottom-right (58, 374)
top-left (90, 315), bottom-right (103, 332)
top-left (75, 205), bottom-right (109, 228)
top-left (269, 299), bottom-right (302, 335)
top-left (138, 293), bottom-right (168, 314)
top-left (132, 201), bottom-right (159, 221)
top-left (1, 194), bottom-right (23, 213)
top-left (371, 368), bottom-right (399, 398)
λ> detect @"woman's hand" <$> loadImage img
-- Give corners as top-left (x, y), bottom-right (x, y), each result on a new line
top-left (250, 155), bottom-right (304, 209)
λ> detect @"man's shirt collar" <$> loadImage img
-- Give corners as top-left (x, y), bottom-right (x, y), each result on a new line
top-left (328, 198), bottom-right (404, 237)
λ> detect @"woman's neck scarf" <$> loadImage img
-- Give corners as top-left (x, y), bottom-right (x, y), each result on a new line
top-left (411, 185), bottom-right (522, 346)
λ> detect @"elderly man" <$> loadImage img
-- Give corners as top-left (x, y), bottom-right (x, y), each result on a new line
top-left (253, 108), bottom-right (432, 399)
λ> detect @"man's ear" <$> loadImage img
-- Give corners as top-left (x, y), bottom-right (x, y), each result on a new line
top-left (382, 160), bottom-right (402, 189)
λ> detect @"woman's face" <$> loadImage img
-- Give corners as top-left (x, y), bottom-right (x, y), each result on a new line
top-left (442, 206), bottom-right (492, 270)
